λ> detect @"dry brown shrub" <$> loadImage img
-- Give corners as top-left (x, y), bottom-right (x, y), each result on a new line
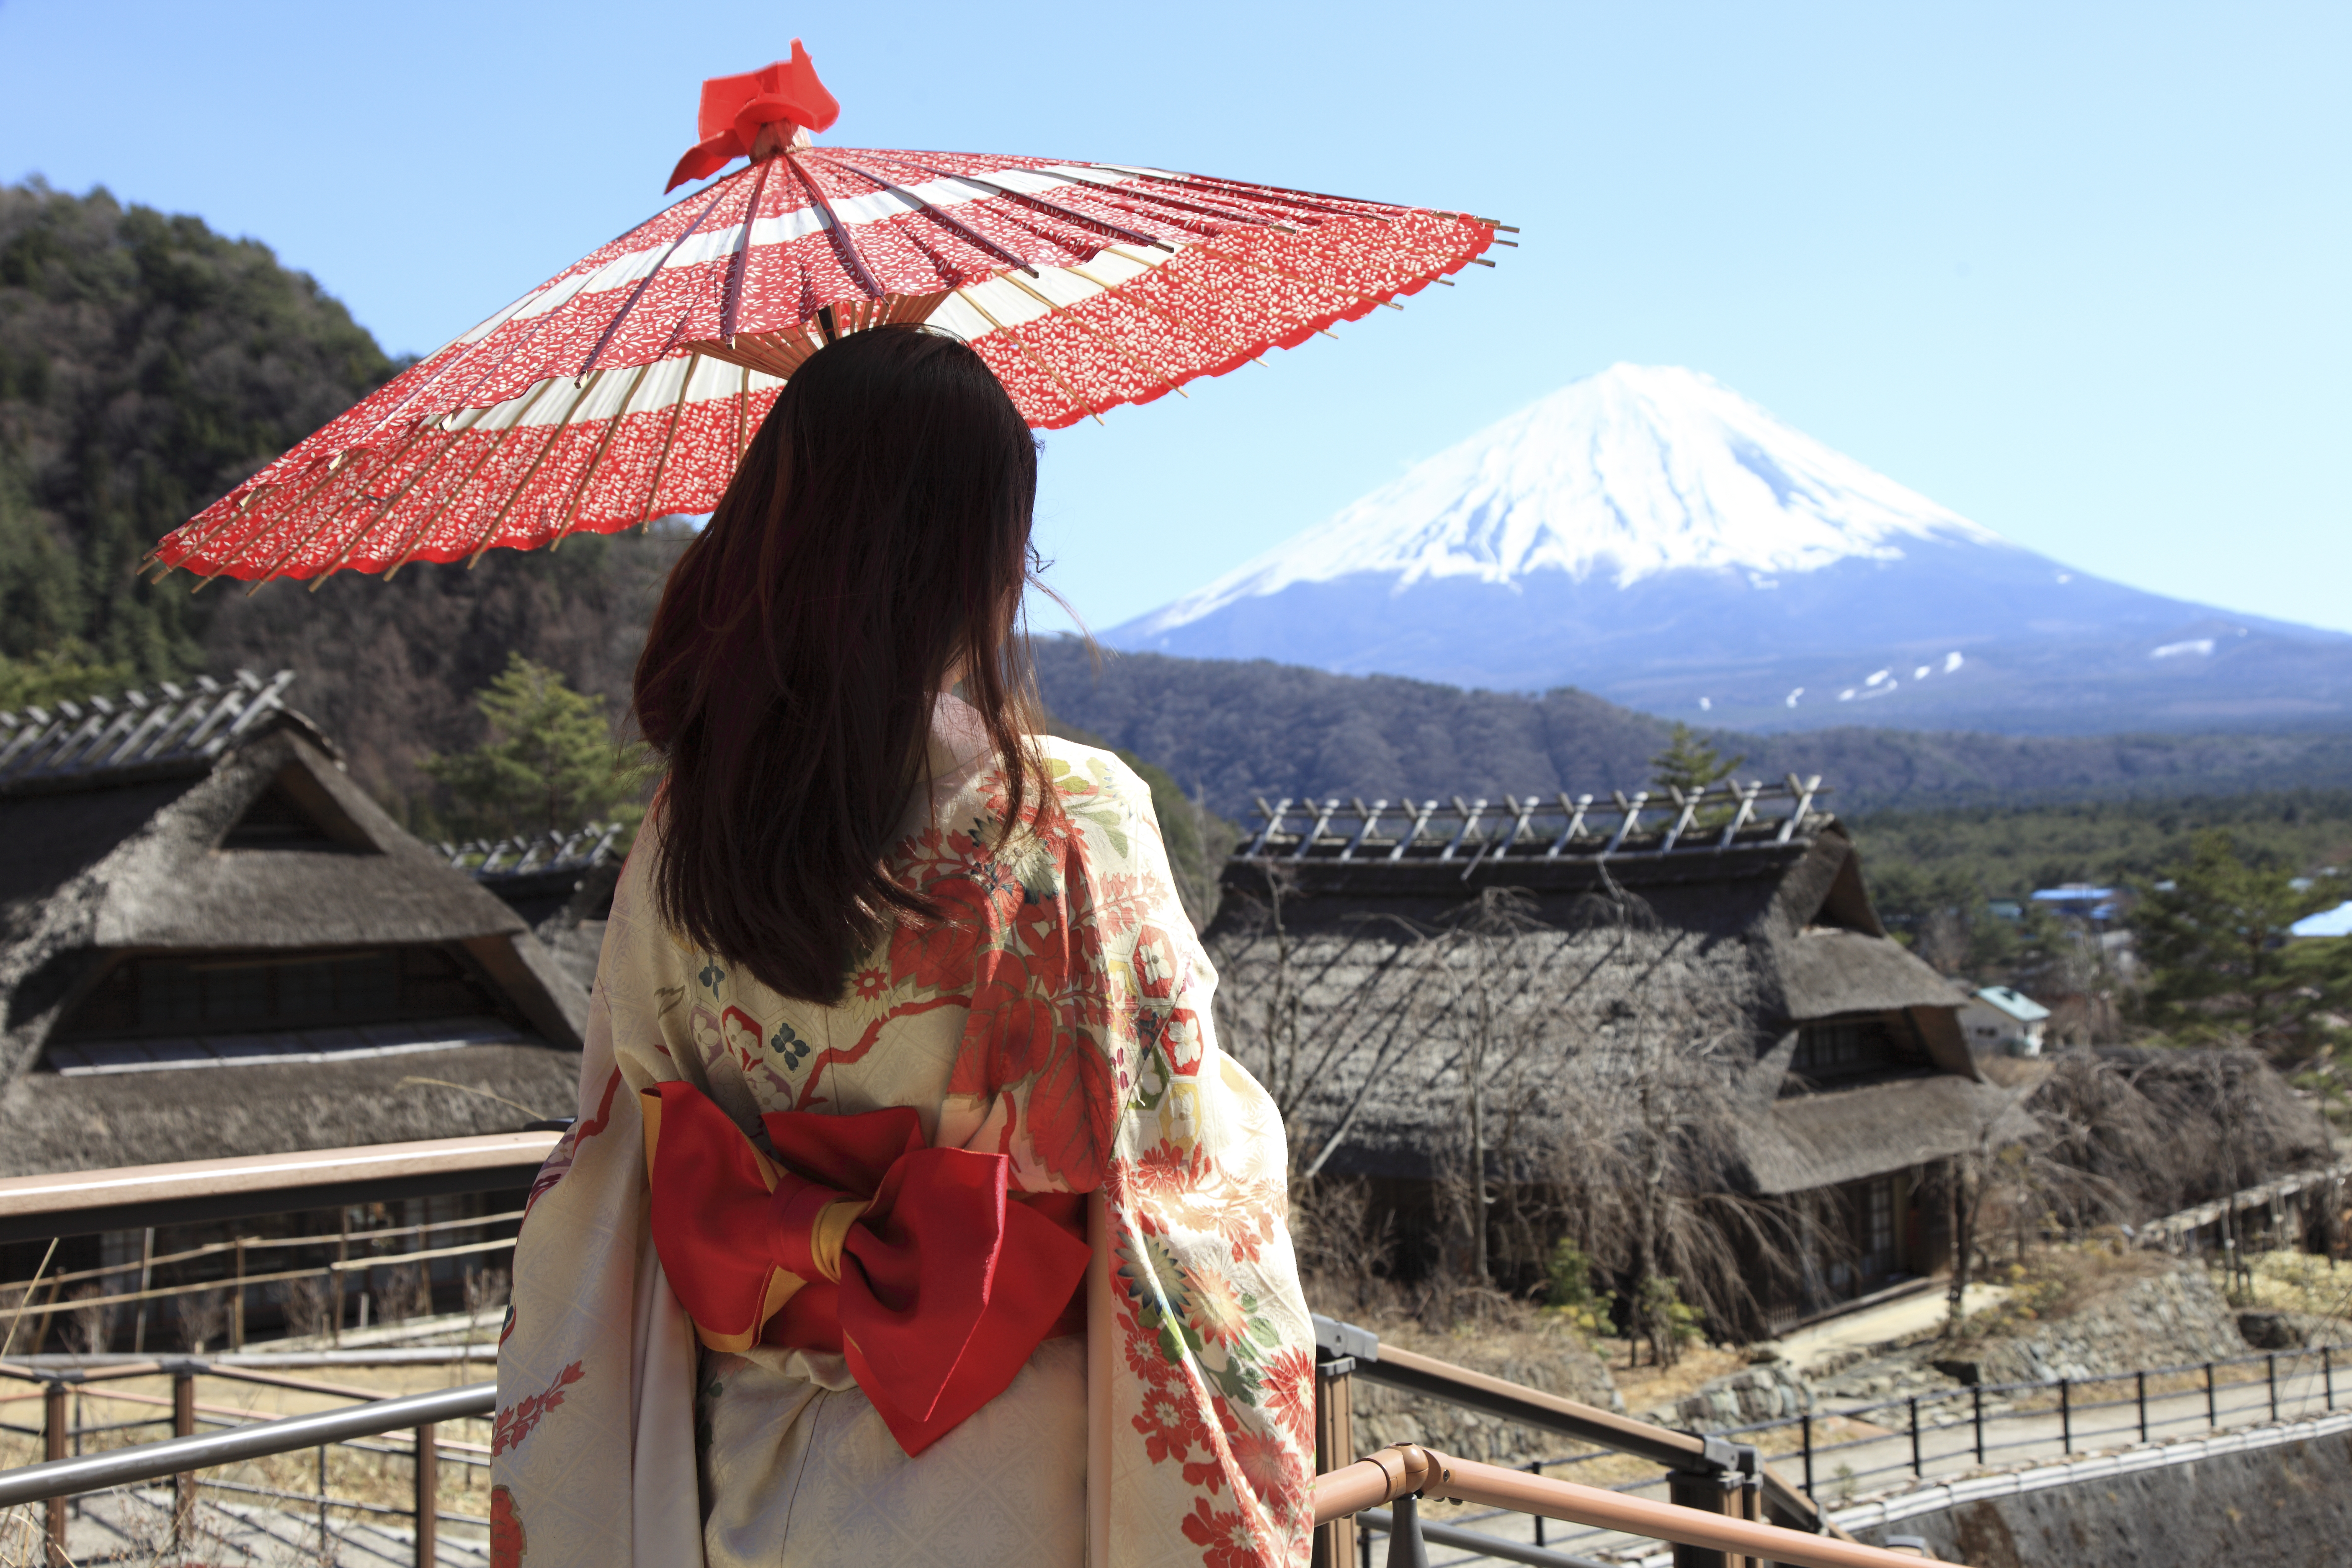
top-left (376, 1264), bottom-right (435, 1324)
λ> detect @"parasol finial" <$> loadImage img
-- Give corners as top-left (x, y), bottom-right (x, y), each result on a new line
top-left (666, 40), bottom-right (841, 192)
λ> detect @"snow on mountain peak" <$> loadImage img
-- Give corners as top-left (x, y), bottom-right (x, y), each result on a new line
top-left (1132, 364), bottom-right (2009, 634)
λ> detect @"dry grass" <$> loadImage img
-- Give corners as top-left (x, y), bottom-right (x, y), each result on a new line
top-left (2233, 1250), bottom-right (2352, 1322)
top-left (1595, 1339), bottom-right (1749, 1418)
top-left (1944, 1238), bottom-right (2169, 1344)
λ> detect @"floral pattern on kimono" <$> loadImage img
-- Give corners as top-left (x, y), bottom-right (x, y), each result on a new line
top-left (493, 719), bottom-right (1314, 1567)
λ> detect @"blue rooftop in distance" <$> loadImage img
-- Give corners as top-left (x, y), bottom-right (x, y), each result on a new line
top-left (2031, 884), bottom-right (2120, 919)
top-left (1972, 985), bottom-right (2051, 1023)
top-left (2292, 900), bottom-right (2352, 939)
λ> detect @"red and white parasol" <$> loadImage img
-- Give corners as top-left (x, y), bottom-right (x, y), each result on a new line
top-left (148, 43), bottom-right (1507, 588)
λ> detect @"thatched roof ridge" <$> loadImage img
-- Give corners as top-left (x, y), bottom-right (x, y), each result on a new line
top-left (1734, 1076), bottom-right (2033, 1195)
top-left (1777, 928), bottom-right (1969, 1021)
top-left (77, 727), bottom-right (531, 952)
top-left (0, 1043), bottom-right (579, 1177)
top-left (0, 669), bottom-right (304, 794)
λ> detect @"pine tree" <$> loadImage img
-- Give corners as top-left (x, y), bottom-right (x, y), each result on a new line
top-left (424, 655), bottom-right (646, 840)
top-left (2132, 831), bottom-right (2350, 1063)
top-left (1647, 722), bottom-right (1746, 797)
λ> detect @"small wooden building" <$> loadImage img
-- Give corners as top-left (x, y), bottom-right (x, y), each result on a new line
top-left (0, 677), bottom-right (597, 1354)
top-left (1206, 783), bottom-right (2031, 1335)
top-left (0, 671), bottom-right (587, 1178)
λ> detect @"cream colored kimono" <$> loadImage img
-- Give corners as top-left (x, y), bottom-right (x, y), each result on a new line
top-left (493, 706), bottom-right (1315, 1567)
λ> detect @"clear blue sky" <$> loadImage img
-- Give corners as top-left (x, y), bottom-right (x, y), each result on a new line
top-left (3, 2), bottom-right (2345, 636)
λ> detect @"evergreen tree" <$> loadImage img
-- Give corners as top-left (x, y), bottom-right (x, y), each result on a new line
top-left (0, 180), bottom-right (400, 680)
top-left (2132, 831), bottom-right (2349, 1063)
top-left (0, 640), bottom-right (135, 712)
top-left (1648, 722), bottom-right (1746, 797)
top-left (424, 655), bottom-right (646, 840)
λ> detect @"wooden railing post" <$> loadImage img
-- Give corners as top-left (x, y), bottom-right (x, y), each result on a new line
top-left (172, 1362), bottom-right (197, 1550)
top-left (43, 1379), bottom-right (68, 1567)
top-left (1313, 1359), bottom-right (1357, 1568)
top-left (1666, 1465), bottom-right (1741, 1568)
top-left (132, 1226), bottom-right (154, 1354)
top-left (414, 1421), bottom-right (439, 1568)
top-left (231, 1238), bottom-right (247, 1350)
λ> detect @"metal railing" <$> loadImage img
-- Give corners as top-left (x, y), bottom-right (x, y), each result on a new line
top-left (1316, 1313), bottom-right (2349, 1568)
top-left (1314, 1444), bottom-right (1933, 1568)
top-left (0, 1136), bottom-right (547, 1563)
top-left (0, 1379), bottom-right (1939, 1568)
top-left (0, 1359), bottom-right (493, 1565)
top-left (1723, 1342), bottom-right (2347, 1507)
top-left (1311, 1315), bottom-right (1862, 1568)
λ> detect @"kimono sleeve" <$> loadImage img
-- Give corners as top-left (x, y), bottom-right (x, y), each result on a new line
top-left (1037, 753), bottom-right (1320, 1567)
top-left (490, 849), bottom-right (704, 1568)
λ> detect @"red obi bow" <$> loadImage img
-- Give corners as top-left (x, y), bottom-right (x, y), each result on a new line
top-left (640, 1082), bottom-right (1089, 1455)
top-left (665, 42), bottom-right (843, 192)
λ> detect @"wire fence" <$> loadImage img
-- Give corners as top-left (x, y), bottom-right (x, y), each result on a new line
top-left (1, 1210), bottom-right (521, 1358)
top-left (1379, 1341), bottom-right (2349, 1566)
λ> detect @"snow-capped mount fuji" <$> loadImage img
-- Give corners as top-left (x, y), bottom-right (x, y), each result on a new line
top-left (1107, 365), bottom-right (2352, 734)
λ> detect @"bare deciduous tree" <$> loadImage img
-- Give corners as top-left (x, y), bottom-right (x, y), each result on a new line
top-left (175, 1288), bottom-right (227, 1354)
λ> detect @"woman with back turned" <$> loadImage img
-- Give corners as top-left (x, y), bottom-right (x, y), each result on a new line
top-left (492, 325), bottom-right (1317, 1568)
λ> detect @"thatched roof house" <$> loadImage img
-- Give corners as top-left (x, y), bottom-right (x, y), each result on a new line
top-left (1206, 783), bottom-right (2030, 1325)
top-left (444, 821), bottom-right (626, 992)
top-left (0, 672), bottom-right (585, 1179)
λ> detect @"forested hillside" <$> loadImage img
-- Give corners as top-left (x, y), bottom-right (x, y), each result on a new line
top-left (0, 181), bottom-right (401, 693)
top-left (1032, 640), bottom-right (2352, 823)
top-left (1851, 790), bottom-right (2352, 905)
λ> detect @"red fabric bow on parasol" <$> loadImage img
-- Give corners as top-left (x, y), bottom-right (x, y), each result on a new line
top-left (666, 42), bottom-right (842, 192)
top-left (639, 1082), bottom-right (1090, 1456)
top-left (145, 44), bottom-right (1509, 589)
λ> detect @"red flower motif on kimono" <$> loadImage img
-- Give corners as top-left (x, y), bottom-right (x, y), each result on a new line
top-left (1183, 1264), bottom-right (1252, 1349)
top-left (1133, 1137), bottom-right (1212, 1200)
top-left (1132, 1362), bottom-right (1213, 1469)
top-left (1227, 1420), bottom-right (1302, 1522)
top-left (971, 956), bottom-right (1063, 1084)
top-left (1026, 1031), bottom-right (1112, 1189)
top-left (1261, 1346), bottom-right (1317, 1449)
top-left (1181, 1496), bottom-right (1270, 1568)
top-left (1162, 1005), bottom-right (1207, 1075)
top-left (490, 1485), bottom-right (525, 1568)
top-left (890, 875), bottom-right (1002, 993)
top-left (492, 1361), bottom-right (585, 1455)
top-left (1131, 923), bottom-right (1181, 999)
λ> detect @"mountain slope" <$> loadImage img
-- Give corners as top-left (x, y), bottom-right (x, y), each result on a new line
top-left (0, 181), bottom-right (403, 682)
top-left (1108, 365), bottom-right (2352, 734)
top-left (1035, 640), bottom-right (2352, 822)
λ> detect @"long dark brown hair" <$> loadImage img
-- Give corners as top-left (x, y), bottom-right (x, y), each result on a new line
top-left (633, 325), bottom-right (1047, 1003)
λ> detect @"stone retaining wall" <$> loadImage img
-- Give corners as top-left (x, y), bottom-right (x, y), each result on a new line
top-left (1934, 1261), bottom-right (2246, 1387)
top-left (1848, 1422), bottom-right (2352, 1568)
top-left (1641, 1360), bottom-right (1813, 1429)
